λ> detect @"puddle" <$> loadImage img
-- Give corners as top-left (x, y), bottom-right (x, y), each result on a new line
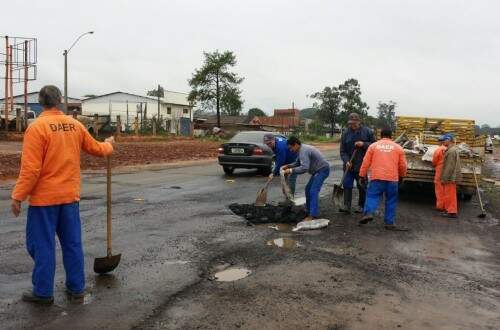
top-left (214, 267), bottom-right (251, 282)
top-left (170, 186), bottom-right (182, 189)
top-left (267, 238), bottom-right (300, 249)
top-left (163, 260), bottom-right (190, 265)
top-left (133, 198), bottom-right (145, 202)
top-left (262, 223), bottom-right (293, 232)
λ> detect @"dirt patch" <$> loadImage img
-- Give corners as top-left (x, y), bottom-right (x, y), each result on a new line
top-left (0, 139), bottom-right (220, 180)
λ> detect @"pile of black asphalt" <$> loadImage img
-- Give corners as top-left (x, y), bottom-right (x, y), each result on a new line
top-left (228, 202), bottom-right (307, 225)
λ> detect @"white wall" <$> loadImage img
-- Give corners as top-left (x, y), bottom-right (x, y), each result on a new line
top-left (82, 93), bottom-right (192, 133)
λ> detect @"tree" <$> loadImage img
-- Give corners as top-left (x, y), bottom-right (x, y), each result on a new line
top-left (376, 101), bottom-right (397, 130)
top-left (147, 85), bottom-right (164, 98)
top-left (338, 78), bottom-right (369, 126)
top-left (247, 108), bottom-right (266, 118)
top-left (310, 86), bottom-right (342, 136)
top-left (300, 107), bottom-right (318, 120)
top-left (220, 86), bottom-right (243, 116)
top-left (188, 50), bottom-right (244, 127)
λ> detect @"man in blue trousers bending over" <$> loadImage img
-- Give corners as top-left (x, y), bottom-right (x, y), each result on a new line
top-left (282, 136), bottom-right (330, 221)
top-left (263, 133), bottom-right (298, 196)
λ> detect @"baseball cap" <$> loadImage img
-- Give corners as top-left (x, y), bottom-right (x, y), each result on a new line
top-left (442, 133), bottom-right (454, 141)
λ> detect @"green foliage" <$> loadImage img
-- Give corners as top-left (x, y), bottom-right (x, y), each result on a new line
top-left (247, 108), bottom-right (267, 118)
top-left (338, 78), bottom-right (369, 125)
top-left (300, 108), bottom-right (318, 119)
top-left (147, 85), bottom-right (165, 98)
top-left (376, 101), bottom-right (397, 130)
top-left (188, 50), bottom-right (244, 126)
top-left (310, 86), bottom-right (342, 136)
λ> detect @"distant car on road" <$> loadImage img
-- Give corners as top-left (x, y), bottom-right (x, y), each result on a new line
top-left (485, 136), bottom-right (494, 154)
top-left (218, 131), bottom-right (285, 175)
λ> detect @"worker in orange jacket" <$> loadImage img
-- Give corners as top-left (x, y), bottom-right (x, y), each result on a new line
top-left (11, 85), bottom-right (114, 305)
top-left (432, 136), bottom-right (447, 211)
top-left (358, 127), bottom-right (407, 230)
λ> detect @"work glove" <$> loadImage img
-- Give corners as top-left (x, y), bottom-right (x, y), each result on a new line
top-left (268, 173), bottom-right (274, 180)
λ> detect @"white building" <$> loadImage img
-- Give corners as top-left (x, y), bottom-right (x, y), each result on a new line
top-left (81, 91), bottom-right (193, 134)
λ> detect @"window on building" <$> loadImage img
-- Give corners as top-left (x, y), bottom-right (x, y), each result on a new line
top-left (183, 108), bottom-right (188, 114)
top-left (167, 107), bottom-right (171, 115)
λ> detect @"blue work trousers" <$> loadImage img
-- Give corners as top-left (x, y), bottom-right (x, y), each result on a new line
top-left (26, 202), bottom-right (85, 298)
top-left (305, 166), bottom-right (330, 217)
top-left (288, 172), bottom-right (298, 196)
top-left (363, 180), bottom-right (399, 225)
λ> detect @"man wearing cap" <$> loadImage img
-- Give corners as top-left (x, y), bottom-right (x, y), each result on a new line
top-left (263, 133), bottom-right (298, 196)
top-left (432, 135), bottom-right (447, 211)
top-left (440, 134), bottom-right (462, 218)
top-left (339, 112), bottom-right (375, 213)
top-left (11, 85), bottom-right (114, 305)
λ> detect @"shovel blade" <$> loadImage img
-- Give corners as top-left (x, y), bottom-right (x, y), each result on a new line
top-left (255, 187), bottom-right (268, 206)
top-left (94, 254), bottom-right (121, 274)
top-left (333, 184), bottom-right (344, 208)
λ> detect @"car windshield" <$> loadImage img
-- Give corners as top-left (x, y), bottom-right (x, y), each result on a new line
top-left (230, 132), bottom-right (268, 143)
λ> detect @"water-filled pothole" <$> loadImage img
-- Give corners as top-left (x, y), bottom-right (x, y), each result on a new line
top-left (214, 267), bottom-right (251, 282)
top-left (228, 203), bottom-right (306, 224)
top-left (267, 238), bottom-right (300, 249)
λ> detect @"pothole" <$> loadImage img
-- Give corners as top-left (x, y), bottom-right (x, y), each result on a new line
top-left (214, 267), bottom-right (251, 282)
top-left (267, 238), bottom-right (300, 249)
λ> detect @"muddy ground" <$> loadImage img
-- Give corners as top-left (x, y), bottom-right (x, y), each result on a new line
top-left (0, 139), bottom-right (219, 179)
top-left (0, 148), bottom-right (499, 329)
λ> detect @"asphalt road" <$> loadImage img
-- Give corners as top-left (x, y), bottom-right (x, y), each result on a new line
top-left (1, 150), bottom-right (499, 329)
top-left (0, 150), bottom-right (341, 329)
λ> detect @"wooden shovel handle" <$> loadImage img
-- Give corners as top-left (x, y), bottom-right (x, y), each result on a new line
top-left (339, 149), bottom-right (358, 188)
top-left (106, 156), bottom-right (112, 257)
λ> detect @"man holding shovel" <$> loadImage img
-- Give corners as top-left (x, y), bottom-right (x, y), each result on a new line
top-left (10, 85), bottom-right (114, 305)
top-left (263, 133), bottom-right (298, 196)
top-left (339, 113), bottom-right (375, 213)
top-left (282, 137), bottom-right (330, 221)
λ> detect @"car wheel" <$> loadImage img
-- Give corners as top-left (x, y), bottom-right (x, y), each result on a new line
top-left (223, 166), bottom-right (234, 175)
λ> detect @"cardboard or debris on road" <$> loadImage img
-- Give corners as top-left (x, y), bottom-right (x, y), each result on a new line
top-left (229, 203), bottom-right (307, 224)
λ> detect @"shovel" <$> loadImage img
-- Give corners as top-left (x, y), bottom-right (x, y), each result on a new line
top-left (472, 164), bottom-right (486, 218)
top-left (255, 177), bottom-right (273, 206)
top-left (94, 156), bottom-right (121, 274)
top-left (333, 149), bottom-right (357, 208)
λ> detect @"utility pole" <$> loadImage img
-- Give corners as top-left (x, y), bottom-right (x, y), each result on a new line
top-left (23, 40), bottom-right (28, 129)
top-left (4, 36), bottom-right (9, 132)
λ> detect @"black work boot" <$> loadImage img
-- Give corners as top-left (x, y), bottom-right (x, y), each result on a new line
top-left (22, 291), bottom-right (54, 305)
top-left (359, 214), bottom-right (374, 225)
top-left (66, 288), bottom-right (85, 299)
top-left (339, 189), bottom-right (353, 213)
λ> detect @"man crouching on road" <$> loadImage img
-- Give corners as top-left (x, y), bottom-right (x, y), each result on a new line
top-left (11, 85), bottom-right (114, 305)
top-left (282, 136), bottom-right (330, 221)
top-left (358, 127), bottom-right (407, 230)
top-left (263, 133), bottom-right (298, 196)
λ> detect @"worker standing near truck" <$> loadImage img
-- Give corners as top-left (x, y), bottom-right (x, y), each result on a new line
top-left (432, 135), bottom-right (447, 211)
top-left (358, 127), bottom-right (407, 229)
top-left (263, 133), bottom-right (298, 196)
top-left (440, 134), bottom-right (462, 218)
top-left (10, 85), bottom-right (114, 305)
top-left (339, 113), bottom-right (375, 213)
top-left (282, 136), bottom-right (330, 221)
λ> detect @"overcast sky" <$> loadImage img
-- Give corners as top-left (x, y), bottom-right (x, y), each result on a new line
top-left (2, 0), bottom-right (498, 125)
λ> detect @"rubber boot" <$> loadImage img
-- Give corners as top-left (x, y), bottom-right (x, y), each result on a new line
top-left (339, 189), bottom-right (353, 213)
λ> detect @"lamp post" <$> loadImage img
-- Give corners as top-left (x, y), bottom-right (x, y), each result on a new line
top-left (63, 31), bottom-right (94, 113)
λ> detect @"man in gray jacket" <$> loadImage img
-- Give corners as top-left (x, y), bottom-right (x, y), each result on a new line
top-left (282, 136), bottom-right (330, 221)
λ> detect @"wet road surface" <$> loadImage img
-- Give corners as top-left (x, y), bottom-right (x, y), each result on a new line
top-left (1, 150), bottom-right (500, 329)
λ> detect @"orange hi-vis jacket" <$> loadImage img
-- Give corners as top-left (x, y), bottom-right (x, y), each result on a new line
top-left (12, 109), bottom-right (113, 206)
top-left (432, 145), bottom-right (447, 183)
top-left (359, 138), bottom-right (407, 182)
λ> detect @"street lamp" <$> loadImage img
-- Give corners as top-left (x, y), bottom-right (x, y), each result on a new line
top-left (63, 31), bottom-right (94, 113)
